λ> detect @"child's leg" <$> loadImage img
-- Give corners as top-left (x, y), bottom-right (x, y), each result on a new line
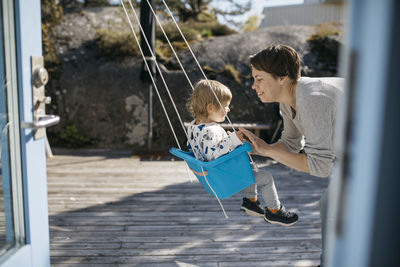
top-left (256, 168), bottom-right (298, 226)
top-left (240, 182), bottom-right (264, 218)
top-left (242, 184), bottom-right (257, 200)
top-left (254, 168), bottom-right (281, 210)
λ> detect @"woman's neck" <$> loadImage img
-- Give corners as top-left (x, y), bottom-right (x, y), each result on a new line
top-left (281, 84), bottom-right (297, 112)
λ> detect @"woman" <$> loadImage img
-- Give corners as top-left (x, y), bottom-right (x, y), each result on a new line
top-left (239, 44), bottom-right (344, 266)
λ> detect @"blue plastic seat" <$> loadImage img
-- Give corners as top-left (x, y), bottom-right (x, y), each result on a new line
top-left (170, 142), bottom-right (255, 199)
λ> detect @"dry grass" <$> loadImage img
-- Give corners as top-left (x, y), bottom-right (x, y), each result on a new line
top-left (308, 22), bottom-right (342, 41)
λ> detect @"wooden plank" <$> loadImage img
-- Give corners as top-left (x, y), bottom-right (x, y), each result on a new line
top-left (50, 247), bottom-right (322, 257)
top-left (50, 254), bottom-right (321, 264)
top-left (50, 239), bottom-right (321, 250)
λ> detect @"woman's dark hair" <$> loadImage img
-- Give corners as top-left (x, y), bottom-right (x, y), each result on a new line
top-left (249, 44), bottom-right (301, 85)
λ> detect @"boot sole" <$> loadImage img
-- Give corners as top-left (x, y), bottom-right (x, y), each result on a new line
top-left (240, 207), bottom-right (265, 218)
top-left (264, 216), bottom-right (298, 226)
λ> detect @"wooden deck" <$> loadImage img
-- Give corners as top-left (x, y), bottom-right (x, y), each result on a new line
top-left (47, 149), bottom-right (328, 267)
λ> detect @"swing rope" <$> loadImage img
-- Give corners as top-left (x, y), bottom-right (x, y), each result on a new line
top-left (160, 0), bottom-right (236, 132)
top-left (125, 0), bottom-right (188, 139)
top-left (121, 0), bottom-right (196, 183)
top-left (152, 0), bottom-right (258, 172)
top-left (150, 1), bottom-right (259, 176)
top-left (120, 0), bottom-right (257, 217)
top-left (122, 0), bottom-right (230, 215)
top-left (144, 0), bottom-right (195, 92)
top-left (120, 0), bottom-right (183, 148)
top-left (201, 166), bottom-right (228, 219)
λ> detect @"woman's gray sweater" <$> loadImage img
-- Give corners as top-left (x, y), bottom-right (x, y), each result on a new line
top-left (278, 77), bottom-right (344, 177)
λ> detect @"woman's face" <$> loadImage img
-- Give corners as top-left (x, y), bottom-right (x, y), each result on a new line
top-left (251, 66), bottom-right (282, 103)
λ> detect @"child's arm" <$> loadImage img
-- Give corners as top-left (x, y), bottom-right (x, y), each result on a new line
top-left (202, 128), bottom-right (243, 161)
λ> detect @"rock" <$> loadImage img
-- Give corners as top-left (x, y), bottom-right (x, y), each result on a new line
top-left (46, 7), bottom-right (343, 150)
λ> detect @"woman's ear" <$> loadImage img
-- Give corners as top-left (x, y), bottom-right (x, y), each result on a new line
top-left (279, 76), bottom-right (288, 85)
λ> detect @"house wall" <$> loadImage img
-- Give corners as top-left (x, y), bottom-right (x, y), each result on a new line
top-left (260, 3), bottom-right (345, 27)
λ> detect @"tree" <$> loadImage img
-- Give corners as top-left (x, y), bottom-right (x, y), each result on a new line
top-left (41, 0), bottom-right (63, 71)
top-left (84, 0), bottom-right (111, 7)
top-left (211, 0), bottom-right (251, 21)
top-left (241, 14), bottom-right (261, 33)
top-left (59, 0), bottom-right (250, 23)
top-left (59, 0), bottom-right (82, 8)
top-left (59, 0), bottom-right (111, 8)
top-left (164, 0), bottom-right (212, 22)
top-left (146, 0), bottom-right (251, 22)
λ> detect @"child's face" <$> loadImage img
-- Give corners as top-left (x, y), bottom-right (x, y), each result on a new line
top-left (251, 66), bottom-right (283, 103)
top-left (207, 101), bottom-right (231, 123)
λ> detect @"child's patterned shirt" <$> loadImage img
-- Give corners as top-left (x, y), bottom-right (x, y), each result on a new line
top-left (187, 120), bottom-right (242, 161)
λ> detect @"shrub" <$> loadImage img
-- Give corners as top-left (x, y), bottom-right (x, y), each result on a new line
top-left (201, 28), bottom-right (213, 38)
top-left (241, 15), bottom-right (261, 33)
top-left (96, 18), bottom-right (236, 63)
top-left (307, 22), bottom-right (342, 73)
top-left (96, 29), bottom-right (140, 59)
top-left (201, 65), bottom-right (242, 83)
top-left (209, 23), bottom-right (237, 36)
top-left (222, 64), bottom-right (242, 84)
top-left (84, 0), bottom-right (110, 7)
top-left (59, 125), bottom-right (93, 148)
top-left (156, 40), bottom-right (190, 63)
top-left (42, 24), bottom-right (60, 73)
top-left (157, 23), bottom-right (200, 43)
top-left (308, 22), bottom-right (342, 41)
top-left (156, 20), bottom-right (236, 44)
top-left (202, 65), bottom-right (218, 79)
top-left (41, 0), bottom-right (63, 72)
top-left (187, 21), bottom-right (237, 37)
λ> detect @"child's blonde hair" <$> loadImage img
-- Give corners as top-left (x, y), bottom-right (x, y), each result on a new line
top-left (188, 79), bottom-right (232, 120)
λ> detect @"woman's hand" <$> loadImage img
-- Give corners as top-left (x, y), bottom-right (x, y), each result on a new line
top-left (239, 128), bottom-right (270, 156)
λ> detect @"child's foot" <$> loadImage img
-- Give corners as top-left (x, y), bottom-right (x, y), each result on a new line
top-left (240, 197), bottom-right (265, 217)
top-left (264, 205), bottom-right (298, 226)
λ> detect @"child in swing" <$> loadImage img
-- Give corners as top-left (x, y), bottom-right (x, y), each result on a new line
top-left (187, 79), bottom-right (298, 226)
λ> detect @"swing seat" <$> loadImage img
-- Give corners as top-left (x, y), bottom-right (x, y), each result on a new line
top-left (170, 142), bottom-right (255, 199)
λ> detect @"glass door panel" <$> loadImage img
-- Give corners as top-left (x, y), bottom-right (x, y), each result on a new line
top-left (0, 72), bottom-right (15, 255)
top-left (0, 0), bottom-right (25, 257)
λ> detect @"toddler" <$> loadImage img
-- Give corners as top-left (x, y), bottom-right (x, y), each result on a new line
top-left (187, 79), bottom-right (298, 226)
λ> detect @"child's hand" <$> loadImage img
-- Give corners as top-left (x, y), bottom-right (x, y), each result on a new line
top-left (235, 130), bottom-right (244, 141)
top-left (227, 130), bottom-right (244, 141)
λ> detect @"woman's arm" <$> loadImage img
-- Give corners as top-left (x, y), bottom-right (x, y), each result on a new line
top-left (239, 128), bottom-right (310, 173)
top-left (269, 142), bottom-right (310, 172)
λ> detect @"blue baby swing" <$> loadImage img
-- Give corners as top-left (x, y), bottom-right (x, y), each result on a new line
top-left (121, 0), bottom-right (258, 218)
